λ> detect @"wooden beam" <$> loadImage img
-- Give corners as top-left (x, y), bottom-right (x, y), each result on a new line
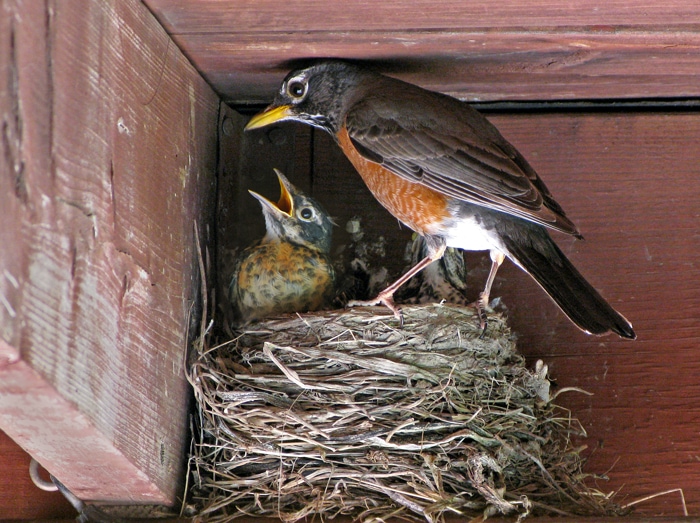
top-left (0, 361), bottom-right (166, 501)
top-left (144, 0), bottom-right (700, 33)
top-left (169, 31), bottom-right (700, 104)
top-left (0, 0), bottom-right (218, 504)
top-left (143, 0), bottom-right (700, 103)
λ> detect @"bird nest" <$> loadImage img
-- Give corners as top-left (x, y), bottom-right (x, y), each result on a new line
top-left (187, 304), bottom-right (625, 522)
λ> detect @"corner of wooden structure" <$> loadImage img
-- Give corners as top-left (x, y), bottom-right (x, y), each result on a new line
top-left (0, 0), bottom-right (220, 503)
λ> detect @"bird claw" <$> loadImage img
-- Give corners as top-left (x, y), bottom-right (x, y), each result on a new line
top-left (474, 292), bottom-right (491, 339)
top-left (347, 293), bottom-right (404, 326)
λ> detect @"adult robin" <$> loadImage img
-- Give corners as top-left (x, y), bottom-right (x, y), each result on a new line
top-left (229, 168), bottom-right (336, 326)
top-left (245, 61), bottom-right (635, 339)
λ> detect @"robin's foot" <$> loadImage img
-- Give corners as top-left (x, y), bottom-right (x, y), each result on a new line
top-left (473, 292), bottom-right (491, 338)
top-left (347, 291), bottom-right (404, 325)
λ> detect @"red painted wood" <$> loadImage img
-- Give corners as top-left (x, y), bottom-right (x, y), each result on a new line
top-left (169, 31), bottom-right (700, 104)
top-left (143, 0), bottom-right (700, 103)
top-left (0, 339), bottom-right (19, 368)
top-left (485, 112), bottom-right (700, 515)
top-left (486, 112), bottom-right (700, 355)
top-left (1, 0), bottom-right (697, 516)
top-left (0, 359), bottom-right (168, 501)
top-left (0, 0), bottom-right (218, 505)
top-left (0, 431), bottom-right (76, 519)
top-left (8, 519), bottom-right (698, 523)
top-left (144, 0), bottom-right (700, 33)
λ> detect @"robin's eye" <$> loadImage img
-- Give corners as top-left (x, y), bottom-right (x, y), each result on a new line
top-left (299, 207), bottom-right (314, 221)
top-left (286, 80), bottom-right (307, 100)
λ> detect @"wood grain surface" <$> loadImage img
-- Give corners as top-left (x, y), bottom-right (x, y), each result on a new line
top-left (143, 0), bottom-right (700, 104)
top-left (145, 0), bottom-right (700, 32)
top-left (0, 0), bottom-right (218, 508)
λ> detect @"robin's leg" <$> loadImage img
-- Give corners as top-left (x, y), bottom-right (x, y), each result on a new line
top-left (476, 250), bottom-right (505, 335)
top-left (348, 238), bottom-right (446, 324)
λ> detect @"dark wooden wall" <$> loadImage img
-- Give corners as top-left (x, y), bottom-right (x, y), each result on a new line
top-left (221, 107), bottom-right (700, 517)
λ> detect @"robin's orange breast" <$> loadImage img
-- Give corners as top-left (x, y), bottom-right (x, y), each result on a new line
top-left (337, 126), bottom-right (451, 237)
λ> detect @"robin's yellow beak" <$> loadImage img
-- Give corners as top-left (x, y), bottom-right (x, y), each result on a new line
top-left (244, 105), bottom-right (294, 131)
top-left (248, 168), bottom-right (294, 217)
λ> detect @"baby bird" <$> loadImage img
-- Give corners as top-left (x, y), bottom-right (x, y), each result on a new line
top-left (229, 169), bottom-right (335, 326)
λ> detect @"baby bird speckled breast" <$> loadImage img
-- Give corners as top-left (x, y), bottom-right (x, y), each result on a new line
top-left (229, 169), bottom-right (335, 326)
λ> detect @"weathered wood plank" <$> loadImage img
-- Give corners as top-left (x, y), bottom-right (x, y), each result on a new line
top-left (23, 520), bottom-right (700, 523)
top-left (0, 359), bottom-right (168, 501)
top-left (544, 351), bottom-right (700, 515)
top-left (144, 0), bottom-right (700, 33)
top-left (0, 0), bottom-right (218, 504)
top-left (172, 31), bottom-right (700, 103)
top-left (142, 0), bottom-right (700, 103)
top-left (485, 112), bottom-right (700, 353)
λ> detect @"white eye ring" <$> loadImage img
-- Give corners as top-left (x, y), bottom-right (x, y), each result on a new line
top-left (286, 78), bottom-right (308, 101)
top-left (298, 207), bottom-right (315, 221)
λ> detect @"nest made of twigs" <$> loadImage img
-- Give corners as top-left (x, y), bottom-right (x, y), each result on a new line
top-left (187, 304), bottom-right (625, 522)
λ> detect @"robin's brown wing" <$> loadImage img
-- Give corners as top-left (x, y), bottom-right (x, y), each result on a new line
top-left (344, 88), bottom-right (580, 236)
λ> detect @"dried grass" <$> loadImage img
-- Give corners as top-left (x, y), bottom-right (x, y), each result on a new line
top-left (187, 304), bottom-right (626, 522)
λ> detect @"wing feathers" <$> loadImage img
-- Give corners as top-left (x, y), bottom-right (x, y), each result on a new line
top-left (346, 91), bottom-right (579, 235)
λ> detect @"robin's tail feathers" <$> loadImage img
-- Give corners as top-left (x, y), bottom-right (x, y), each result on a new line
top-left (501, 231), bottom-right (636, 339)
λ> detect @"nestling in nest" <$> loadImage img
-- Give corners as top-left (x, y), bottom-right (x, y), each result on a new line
top-left (187, 304), bottom-right (626, 522)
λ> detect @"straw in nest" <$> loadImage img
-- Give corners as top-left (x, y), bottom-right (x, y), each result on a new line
top-left (188, 304), bottom-right (625, 522)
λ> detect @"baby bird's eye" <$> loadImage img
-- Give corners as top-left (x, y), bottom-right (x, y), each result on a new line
top-left (299, 207), bottom-right (314, 221)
